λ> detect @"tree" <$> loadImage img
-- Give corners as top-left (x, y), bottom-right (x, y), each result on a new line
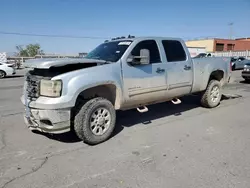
top-left (16, 43), bottom-right (44, 57)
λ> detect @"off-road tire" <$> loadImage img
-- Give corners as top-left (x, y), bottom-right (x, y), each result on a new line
top-left (0, 70), bottom-right (6, 79)
top-left (73, 97), bottom-right (116, 145)
top-left (201, 79), bottom-right (222, 108)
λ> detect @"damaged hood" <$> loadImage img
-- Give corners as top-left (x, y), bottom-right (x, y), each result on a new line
top-left (23, 58), bottom-right (107, 69)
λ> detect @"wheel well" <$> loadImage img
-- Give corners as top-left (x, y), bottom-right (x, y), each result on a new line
top-left (76, 84), bottom-right (120, 109)
top-left (0, 69), bottom-right (6, 74)
top-left (209, 70), bottom-right (224, 83)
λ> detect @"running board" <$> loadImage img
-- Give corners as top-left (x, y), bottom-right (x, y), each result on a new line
top-left (171, 98), bottom-right (182, 105)
top-left (137, 106), bottom-right (148, 113)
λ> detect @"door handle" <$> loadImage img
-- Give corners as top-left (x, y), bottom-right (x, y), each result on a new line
top-left (156, 68), bottom-right (165, 73)
top-left (184, 65), bottom-right (191, 70)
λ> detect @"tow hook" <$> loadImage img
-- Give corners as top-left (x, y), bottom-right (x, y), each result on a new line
top-left (171, 98), bottom-right (182, 105)
top-left (137, 106), bottom-right (148, 113)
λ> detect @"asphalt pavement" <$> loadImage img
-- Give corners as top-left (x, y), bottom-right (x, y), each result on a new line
top-left (0, 69), bottom-right (250, 188)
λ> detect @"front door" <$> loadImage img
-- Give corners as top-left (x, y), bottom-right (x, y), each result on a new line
top-left (122, 40), bottom-right (167, 107)
top-left (161, 40), bottom-right (193, 97)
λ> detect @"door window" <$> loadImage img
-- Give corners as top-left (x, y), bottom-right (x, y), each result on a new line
top-left (130, 40), bottom-right (161, 64)
top-left (162, 40), bottom-right (187, 62)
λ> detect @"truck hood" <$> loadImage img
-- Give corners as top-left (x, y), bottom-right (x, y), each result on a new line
top-left (23, 58), bottom-right (107, 69)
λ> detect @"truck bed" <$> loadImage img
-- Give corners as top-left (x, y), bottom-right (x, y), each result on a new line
top-left (191, 57), bottom-right (231, 93)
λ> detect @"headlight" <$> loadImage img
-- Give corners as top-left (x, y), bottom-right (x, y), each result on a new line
top-left (40, 79), bottom-right (62, 97)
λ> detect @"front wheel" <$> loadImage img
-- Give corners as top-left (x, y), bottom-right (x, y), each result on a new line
top-left (0, 70), bottom-right (6, 79)
top-left (244, 78), bottom-right (250, 83)
top-left (201, 80), bottom-right (222, 108)
top-left (73, 97), bottom-right (116, 145)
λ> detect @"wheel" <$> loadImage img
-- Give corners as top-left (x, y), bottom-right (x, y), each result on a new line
top-left (244, 78), bottom-right (250, 83)
top-left (0, 70), bottom-right (6, 78)
top-left (201, 80), bottom-right (222, 108)
top-left (232, 64), bottom-right (235, 71)
top-left (73, 97), bottom-right (116, 145)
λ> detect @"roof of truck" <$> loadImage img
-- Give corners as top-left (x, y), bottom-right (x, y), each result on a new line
top-left (106, 36), bottom-right (184, 42)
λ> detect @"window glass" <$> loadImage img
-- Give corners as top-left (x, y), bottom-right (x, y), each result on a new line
top-left (131, 40), bottom-right (161, 64)
top-left (85, 40), bottom-right (132, 62)
top-left (162, 40), bottom-right (187, 62)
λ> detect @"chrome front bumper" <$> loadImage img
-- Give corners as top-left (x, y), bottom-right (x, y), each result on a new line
top-left (24, 107), bottom-right (71, 134)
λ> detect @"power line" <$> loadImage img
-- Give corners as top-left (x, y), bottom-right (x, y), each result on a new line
top-left (0, 31), bottom-right (109, 39)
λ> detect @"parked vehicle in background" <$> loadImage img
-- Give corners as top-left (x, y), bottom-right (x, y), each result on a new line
top-left (21, 36), bottom-right (232, 145)
top-left (187, 47), bottom-right (206, 58)
top-left (231, 56), bottom-right (250, 70)
top-left (193, 53), bottom-right (212, 58)
top-left (242, 62), bottom-right (250, 82)
top-left (0, 62), bottom-right (16, 78)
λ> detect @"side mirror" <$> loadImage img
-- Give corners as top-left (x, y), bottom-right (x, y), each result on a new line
top-left (128, 49), bottom-right (150, 65)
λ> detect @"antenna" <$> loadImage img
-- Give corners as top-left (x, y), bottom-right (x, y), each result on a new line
top-left (228, 22), bottom-right (234, 39)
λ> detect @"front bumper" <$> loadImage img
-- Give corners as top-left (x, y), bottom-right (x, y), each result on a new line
top-left (24, 107), bottom-right (71, 134)
top-left (242, 71), bottom-right (250, 79)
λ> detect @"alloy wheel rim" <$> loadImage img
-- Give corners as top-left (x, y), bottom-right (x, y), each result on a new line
top-left (210, 85), bottom-right (220, 103)
top-left (89, 107), bottom-right (111, 136)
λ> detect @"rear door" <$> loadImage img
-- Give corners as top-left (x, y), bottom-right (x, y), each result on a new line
top-left (161, 40), bottom-right (193, 97)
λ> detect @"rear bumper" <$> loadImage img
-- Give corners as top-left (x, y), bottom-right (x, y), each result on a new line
top-left (24, 107), bottom-right (71, 134)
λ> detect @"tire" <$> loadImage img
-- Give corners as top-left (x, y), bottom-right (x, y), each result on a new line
top-left (0, 70), bottom-right (6, 79)
top-left (232, 64), bottom-right (235, 71)
top-left (73, 97), bottom-right (116, 145)
top-left (244, 78), bottom-right (250, 83)
top-left (201, 80), bottom-right (222, 108)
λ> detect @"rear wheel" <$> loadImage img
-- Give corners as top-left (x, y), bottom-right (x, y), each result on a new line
top-left (73, 97), bottom-right (116, 145)
top-left (201, 80), bottom-right (222, 108)
top-left (0, 70), bottom-right (6, 79)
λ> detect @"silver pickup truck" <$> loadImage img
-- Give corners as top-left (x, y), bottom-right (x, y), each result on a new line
top-left (21, 36), bottom-right (231, 145)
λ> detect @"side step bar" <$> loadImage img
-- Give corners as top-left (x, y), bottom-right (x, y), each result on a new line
top-left (136, 98), bottom-right (182, 113)
top-left (137, 106), bottom-right (148, 113)
top-left (171, 98), bottom-right (182, 105)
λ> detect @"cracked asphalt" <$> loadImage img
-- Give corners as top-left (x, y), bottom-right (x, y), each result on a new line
top-left (0, 69), bottom-right (250, 188)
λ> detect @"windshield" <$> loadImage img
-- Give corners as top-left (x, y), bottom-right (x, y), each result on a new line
top-left (85, 40), bottom-right (133, 62)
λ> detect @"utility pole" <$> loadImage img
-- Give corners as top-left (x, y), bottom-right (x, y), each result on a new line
top-left (228, 22), bottom-right (234, 39)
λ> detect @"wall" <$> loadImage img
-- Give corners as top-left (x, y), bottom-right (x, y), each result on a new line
top-left (213, 39), bottom-right (250, 52)
top-left (185, 39), bottom-right (214, 52)
top-left (236, 38), bottom-right (250, 41)
top-left (213, 50), bottom-right (250, 59)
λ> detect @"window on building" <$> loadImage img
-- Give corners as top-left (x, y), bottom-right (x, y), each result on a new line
top-left (216, 43), bottom-right (224, 51)
top-left (161, 40), bottom-right (187, 62)
top-left (131, 40), bottom-right (161, 64)
top-left (227, 44), bottom-right (234, 51)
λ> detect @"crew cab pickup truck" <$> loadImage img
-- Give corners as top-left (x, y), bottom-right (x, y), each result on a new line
top-left (21, 36), bottom-right (231, 145)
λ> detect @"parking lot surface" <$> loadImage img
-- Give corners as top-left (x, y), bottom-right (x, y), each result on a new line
top-left (1, 70), bottom-right (250, 188)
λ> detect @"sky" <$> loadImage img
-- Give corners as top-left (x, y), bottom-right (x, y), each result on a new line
top-left (1, 0), bottom-right (250, 55)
